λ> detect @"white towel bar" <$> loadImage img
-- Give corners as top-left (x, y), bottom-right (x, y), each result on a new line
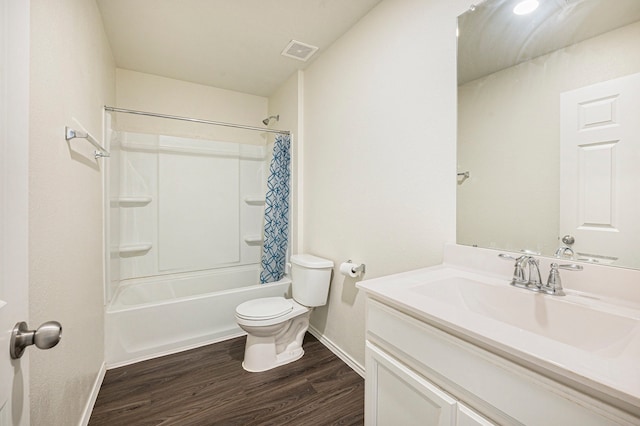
top-left (65, 126), bottom-right (110, 159)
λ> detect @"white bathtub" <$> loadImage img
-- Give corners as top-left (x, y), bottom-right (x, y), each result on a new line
top-left (105, 265), bottom-right (291, 367)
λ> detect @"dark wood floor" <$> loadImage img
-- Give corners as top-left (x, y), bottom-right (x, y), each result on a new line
top-left (89, 333), bottom-right (364, 426)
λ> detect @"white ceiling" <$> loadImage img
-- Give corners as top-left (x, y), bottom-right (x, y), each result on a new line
top-left (96, 0), bottom-right (383, 97)
top-left (458, 0), bottom-right (640, 84)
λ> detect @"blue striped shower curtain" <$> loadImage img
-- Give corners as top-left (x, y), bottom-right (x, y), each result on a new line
top-left (260, 134), bottom-right (291, 283)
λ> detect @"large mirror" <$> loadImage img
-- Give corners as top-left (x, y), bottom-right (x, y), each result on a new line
top-left (457, 0), bottom-right (640, 269)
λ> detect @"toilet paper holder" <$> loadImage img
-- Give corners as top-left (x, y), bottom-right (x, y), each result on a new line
top-left (343, 260), bottom-right (366, 276)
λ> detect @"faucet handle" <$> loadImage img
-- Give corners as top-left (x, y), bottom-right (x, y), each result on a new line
top-left (544, 263), bottom-right (583, 296)
top-left (498, 253), bottom-right (528, 264)
top-left (498, 253), bottom-right (528, 285)
top-left (498, 253), bottom-right (519, 261)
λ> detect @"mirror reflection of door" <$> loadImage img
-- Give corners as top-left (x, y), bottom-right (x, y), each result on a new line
top-left (560, 72), bottom-right (640, 267)
top-left (456, 0), bottom-right (640, 268)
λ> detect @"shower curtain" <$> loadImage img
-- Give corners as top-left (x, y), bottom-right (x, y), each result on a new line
top-left (260, 134), bottom-right (291, 283)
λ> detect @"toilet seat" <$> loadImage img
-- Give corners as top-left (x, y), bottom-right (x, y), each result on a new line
top-left (235, 297), bottom-right (309, 328)
top-left (235, 297), bottom-right (293, 320)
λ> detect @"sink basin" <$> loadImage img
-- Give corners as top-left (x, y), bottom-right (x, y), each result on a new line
top-left (410, 276), bottom-right (640, 358)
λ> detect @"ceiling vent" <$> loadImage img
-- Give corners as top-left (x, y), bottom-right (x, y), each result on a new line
top-left (281, 40), bottom-right (319, 62)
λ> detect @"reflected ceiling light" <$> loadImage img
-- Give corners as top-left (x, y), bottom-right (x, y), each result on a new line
top-left (513, 0), bottom-right (539, 15)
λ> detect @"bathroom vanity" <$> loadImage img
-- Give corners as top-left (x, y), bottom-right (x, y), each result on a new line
top-left (357, 245), bottom-right (640, 425)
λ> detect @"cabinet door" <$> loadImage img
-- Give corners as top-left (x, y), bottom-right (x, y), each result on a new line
top-left (457, 404), bottom-right (496, 426)
top-left (366, 342), bottom-right (457, 426)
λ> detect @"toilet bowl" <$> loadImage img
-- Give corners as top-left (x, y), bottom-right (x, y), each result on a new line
top-left (235, 254), bottom-right (333, 372)
top-left (235, 297), bottom-right (310, 372)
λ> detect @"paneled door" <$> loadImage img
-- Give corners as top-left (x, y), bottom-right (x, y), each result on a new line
top-left (560, 72), bottom-right (640, 267)
top-left (0, 0), bottom-right (30, 424)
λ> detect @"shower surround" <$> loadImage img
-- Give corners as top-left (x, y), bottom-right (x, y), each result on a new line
top-left (105, 128), bottom-right (288, 366)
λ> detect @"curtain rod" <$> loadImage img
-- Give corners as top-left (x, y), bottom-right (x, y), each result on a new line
top-left (104, 106), bottom-right (291, 136)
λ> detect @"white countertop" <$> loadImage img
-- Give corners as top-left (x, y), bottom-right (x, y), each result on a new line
top-left (357, 245), bottom-right (640, 416)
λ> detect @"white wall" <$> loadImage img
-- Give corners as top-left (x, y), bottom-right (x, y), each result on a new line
top-left (457, 21), bottom-right (640, 255)
top-left (301, 0), bottom-right (472, 367)
top-left (268, 71), bottom-right (303, 254)
top-left (115, 69), bottom-right (268, 145)
top-left (29, 0), bottom-right (115, 424)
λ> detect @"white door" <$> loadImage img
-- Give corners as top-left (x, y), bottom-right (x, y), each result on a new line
top-left (560, 73), bottom-right (640, 268)
top-left (0, 0), bottom-right (30, 424)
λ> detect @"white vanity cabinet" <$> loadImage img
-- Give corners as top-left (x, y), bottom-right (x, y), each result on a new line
top-left (366, 341), bottom-right (493, 426)
top-left (363, 298), bottom-right (637, 426)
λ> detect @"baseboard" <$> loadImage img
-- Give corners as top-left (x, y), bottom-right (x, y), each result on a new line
top-left (308, 326), bottom-right (365, 378)
top-left (79, 361), bottom-right (107, 426)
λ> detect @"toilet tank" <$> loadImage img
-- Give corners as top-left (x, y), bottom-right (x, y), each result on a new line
top-left (290, 254), bottom-right (334, 307)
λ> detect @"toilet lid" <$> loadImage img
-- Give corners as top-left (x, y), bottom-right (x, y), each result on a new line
top-left (236, 297), bottom-right (293, 320)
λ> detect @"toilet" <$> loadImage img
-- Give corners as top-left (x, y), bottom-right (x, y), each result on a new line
top-left (235, 254), bottom-right (333, 372)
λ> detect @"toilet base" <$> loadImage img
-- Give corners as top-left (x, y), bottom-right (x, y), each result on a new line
top-left (242, 346), bottom-right (305, 373)
top-left (240, 312), bottom-right (310, 372)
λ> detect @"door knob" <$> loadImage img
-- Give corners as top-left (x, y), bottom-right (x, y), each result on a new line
top-left (10, 321), bottom-right (62, 359)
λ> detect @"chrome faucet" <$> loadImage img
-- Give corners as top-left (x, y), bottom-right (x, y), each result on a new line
top-left (541, 263), bottom-right (583, 296)
top-left (555, 234), bottom-right (575, 259)
top-left (554, 246), bottom-right (575, 259)
top-left (526, 257), bottom-right (543, 288)
top-left (499, 254), bottom-right (583, 296)
top-left (498, 253), bottom-right (542, 289)
top-left (511, 254), bottom-right (527, 285)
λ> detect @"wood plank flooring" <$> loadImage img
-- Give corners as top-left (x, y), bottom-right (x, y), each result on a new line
top-left (89, 334), bottom-right (364, 425)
